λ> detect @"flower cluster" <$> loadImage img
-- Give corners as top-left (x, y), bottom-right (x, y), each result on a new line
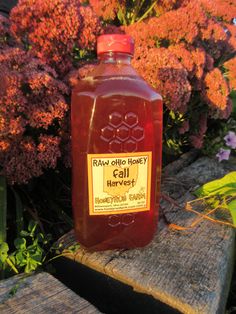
top-left (200, 0), bottom-right (236, 23)
top-left (224, 57), bottom-right (236, 91)
top-left (78, 6), bottom-right (102, 50)
top-left (123, 0), bottom-right (235, 148)
top-left (132, 47), bottom-right (191, 113)
top-left (203, 68), bottom-right (231, 119)
top-left (154, 0), bottom-right (181, 16)
top-left (10, 0), bottom-right (102, 75)
top-left (0, 46), bottom-right (68, 184)
top-left (90, 0), bottom-right (121, 21)
top-left (200, 19), bottom-right (229, 60)
top-left (0, 0), bottom-right (235, 183)
top-left (147, 2), bottom-right (208, 45)
top-left (216, 131), bottom-right (236, 162)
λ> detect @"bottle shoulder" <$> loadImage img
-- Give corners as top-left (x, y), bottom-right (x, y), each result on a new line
top-left (73, 75), bottom-right (162, 102)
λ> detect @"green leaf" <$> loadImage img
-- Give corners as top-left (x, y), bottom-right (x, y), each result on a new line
top-left (32, 238), bottom-right (39, 247)
top-left (8, 284), bottom-right (19, 297)
top-left (28, 220), bottom-right (37, 236)
top-left (27, 243), bottom-right (38, 254)
top-left (67, 243), bottom-right (80, 253)
top-left (0, 242), bottom-right (9, 263)
top-left (195, 172), bottom-right (236, 226)
top-left (166, 138), bottom-right (182, 154)
top-left (44, 233), bottom-right (52, 244)
top-left (31, 252), bottom-right (43, 262)
top-left (25, 258), bottom-right (40, 273)
top-left (15, 251), bottom-right (27, 266)
top-left (36, 233), bottom-right (44, 243)
top-left (195, 172), bottom-right (236, 197)
top-left (14, 238), bottom-right (26, 250)
top-left (228, 200), bottom-right (236, 225)
top-left (117, 8), bottom-right (123, 23)
top-left (169, 110), bottom-right (176, 120)
top-left (20, 230), bottom-right (30, 237)
top-left (9, 254), bottom-right (16, 265)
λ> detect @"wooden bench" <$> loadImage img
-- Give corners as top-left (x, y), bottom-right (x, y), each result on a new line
top-left (0, 272), bottom-right (102, 313)
top-left (53, 154), bottom-right (236, 314)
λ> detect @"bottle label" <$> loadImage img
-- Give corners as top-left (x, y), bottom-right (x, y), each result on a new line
top-left (87, 152), bottom-right (152, 215)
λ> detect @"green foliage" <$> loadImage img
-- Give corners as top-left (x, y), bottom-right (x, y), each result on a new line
top-left (0, 177), bottom-right (55, 277)
top-left (203, 118), bottom-right (236, 156)
top-left (67, 243), bottom-right (80, 253)
top-left (0, 242), bottom-right (9, 264)
top-left (228, 200), bottom-right (236, 225)
top-left (116, 0), bottom-right (155, 26)
top-left (8, 283), bottom-right (20, 297)
top-left (195, 172), bottom-right (236, 225)
top-left (195, 172), bottom-right (236, 197)
top-left (163, 110), bottom-right (188, 159)
top-left (73, 45), bottom-right (96, 62)
top-left (0, 221), bottom-right (51, 276)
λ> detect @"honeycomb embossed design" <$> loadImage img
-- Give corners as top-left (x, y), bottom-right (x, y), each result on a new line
top-left (100, 111), bottom-right (144, 227)
top-left (100, 111), bottom-right (144, 153)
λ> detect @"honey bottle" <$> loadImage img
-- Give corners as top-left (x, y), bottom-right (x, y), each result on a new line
top-left (71, 34), bottom-right (163, 250)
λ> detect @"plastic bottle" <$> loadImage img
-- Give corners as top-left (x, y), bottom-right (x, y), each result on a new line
top-left (71, 34), bottom-right (162, 251)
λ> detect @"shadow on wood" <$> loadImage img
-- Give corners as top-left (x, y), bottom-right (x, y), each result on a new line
top-left (0, 272), bottom-right (102, 313)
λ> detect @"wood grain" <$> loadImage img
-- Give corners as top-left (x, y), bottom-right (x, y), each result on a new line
top-left (0, 272), bottom-right (102, 313)
top-left (58, 157), bottom-right (236, 314)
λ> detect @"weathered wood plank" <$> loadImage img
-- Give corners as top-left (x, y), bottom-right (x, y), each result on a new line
top-left (162, 149), bottom-right (200, 177)
top-left (57, 157), bottom-right (236, 314)
top-left (0, 272), bottom-right (102, 313)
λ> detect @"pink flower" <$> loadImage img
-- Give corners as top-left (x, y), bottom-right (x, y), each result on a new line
top-left (10, 0), bottom-right (102, 76)
top-left (224, 131), bottom-right (236, 149)
top-left (203, 68), bottom-right (230, 117)
top-left (200, 0), bottom-right (236, 23)
top-left (131, 47), bottom-right (191, 113)
top-left (90, 0), bottom-right (122, 21)
top-left (216, 148), bottom-right (231, 162)
top-left (0, 47), bottom-right (68, 184)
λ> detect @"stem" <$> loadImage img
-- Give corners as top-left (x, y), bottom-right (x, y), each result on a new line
top-left (118, 3), bottom-right (127, 26)
top-left (169, 207), bottom-right (218, 231)
top-left (6, 257), bottom-right (19, 274)
top-left (137, 0), bottom-right (157, 23)
top-left (187, 205), bottom-right (235, 227)
top-left (0, 176), bottom-right (7, 243)
top-left (131, 0), bottom-right (144, 24)
top-left (46, 254), bottom-right (64, 263)
top-left (12, 188), bottom-right (24, 237)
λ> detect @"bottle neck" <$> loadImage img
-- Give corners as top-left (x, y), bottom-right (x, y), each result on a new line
top-left (98, 52), bottom-right (132, 65)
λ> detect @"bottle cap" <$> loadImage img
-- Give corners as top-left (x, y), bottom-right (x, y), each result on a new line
top-left (97, 34), bottom-right (134, 55)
